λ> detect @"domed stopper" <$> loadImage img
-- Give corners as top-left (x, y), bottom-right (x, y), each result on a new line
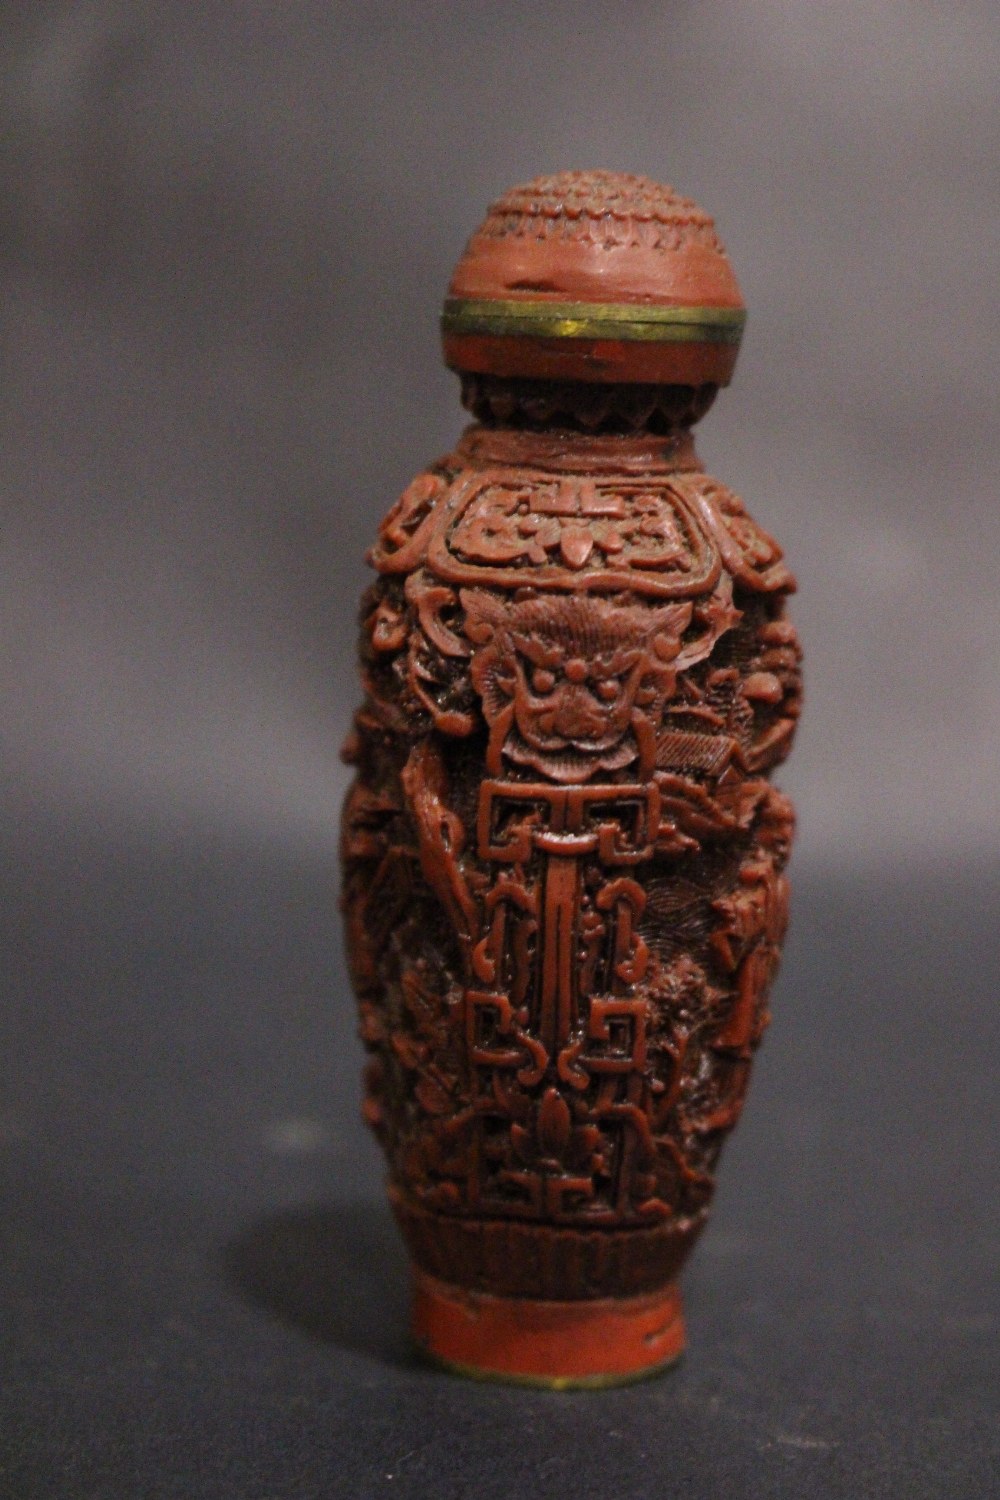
top-left (442, 171), bottom-right (745, 389)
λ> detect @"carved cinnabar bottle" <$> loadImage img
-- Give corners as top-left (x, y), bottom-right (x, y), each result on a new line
top-left (341, 172), bottom-right (801, 1385)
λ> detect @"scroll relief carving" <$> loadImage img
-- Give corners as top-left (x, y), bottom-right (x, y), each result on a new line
top-left (342, 465), bottom-right (801, 1231)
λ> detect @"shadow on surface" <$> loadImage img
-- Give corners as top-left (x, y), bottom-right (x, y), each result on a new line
top-left (222, 1197), bottom-right (415, 1367)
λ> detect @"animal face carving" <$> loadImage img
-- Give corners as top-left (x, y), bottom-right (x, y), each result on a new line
top-left (462, 589), bottom-right (728, 782)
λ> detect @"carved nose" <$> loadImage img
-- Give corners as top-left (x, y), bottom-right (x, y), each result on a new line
top-left (553, 689), bottom-right (605, 738)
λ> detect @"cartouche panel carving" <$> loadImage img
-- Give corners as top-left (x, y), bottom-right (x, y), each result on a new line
top-left (340, 172), bottom-right (801, 1385)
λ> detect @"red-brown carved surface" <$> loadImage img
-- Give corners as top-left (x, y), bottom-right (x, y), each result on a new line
top-left (471, 171), bottom-right (727, 252)
top-left (341, 426), bottom-right (800, 1301)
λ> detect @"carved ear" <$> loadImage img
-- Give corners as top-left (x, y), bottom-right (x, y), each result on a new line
top-left (674, 578), bottom-right (741, 671)
top-left (460, 588), bottom-right (509, 646)
top-left (696, 575), bottom-right (742, 640)
top-left (405, 575), bottom-right (469, 658)
top-left (647, 601), bottom-right (694, 664)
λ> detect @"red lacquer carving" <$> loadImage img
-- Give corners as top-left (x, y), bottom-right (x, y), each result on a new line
top-left (340, 172), bottom-right (801, 1384)
top-left (343, 449), bottom-right (800, 1255)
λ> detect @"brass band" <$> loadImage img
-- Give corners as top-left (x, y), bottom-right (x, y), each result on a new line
top-left (442, 297), bottom-right (746, 344)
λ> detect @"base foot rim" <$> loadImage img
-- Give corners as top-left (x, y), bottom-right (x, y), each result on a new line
top-left (412, 1270), bottom-right (685, 1388)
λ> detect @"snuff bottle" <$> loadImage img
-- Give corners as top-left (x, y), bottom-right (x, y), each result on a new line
top-left (341, 172), bottom-right (801, 1385)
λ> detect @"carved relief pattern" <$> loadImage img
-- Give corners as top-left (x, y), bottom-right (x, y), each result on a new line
top-left (342, 456), bottom-right (800, 1252)
top-left (474, 170), bottom-right (727, 254)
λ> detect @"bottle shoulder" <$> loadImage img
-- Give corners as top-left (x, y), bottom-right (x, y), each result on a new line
top-left (369, 440), bottom-right (794, 600)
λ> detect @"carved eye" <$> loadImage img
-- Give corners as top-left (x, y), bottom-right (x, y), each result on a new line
top-left (532, 669), bottom-right (556, 693)
top-left (596, 679), bottom-right (619, 702)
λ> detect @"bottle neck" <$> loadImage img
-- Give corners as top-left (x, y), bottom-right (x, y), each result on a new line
top-left (458, 372), bottom-right (718, 438)
top-left (453, 422), bottom-right (703, 476)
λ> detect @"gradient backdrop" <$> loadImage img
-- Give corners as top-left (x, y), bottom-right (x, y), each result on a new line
top-left (1, 4), bottom-right (998, 1497)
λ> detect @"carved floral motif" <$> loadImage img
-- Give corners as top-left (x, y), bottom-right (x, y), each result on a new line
top-left (426, 471), bottom-right (721, 596)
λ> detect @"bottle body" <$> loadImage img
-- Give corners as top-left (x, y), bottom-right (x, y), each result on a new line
top-left (341, 424), bottom-right (800, 1382)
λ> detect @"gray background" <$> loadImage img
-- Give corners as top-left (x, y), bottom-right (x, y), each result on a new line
top-left (3, 0), bottom-right (999, 867)
top-left (1, 4), bottom-right (998, 1497)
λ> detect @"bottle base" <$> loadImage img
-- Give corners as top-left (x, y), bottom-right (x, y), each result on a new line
top-left (411, 1269), bottom-right (685, 1389)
